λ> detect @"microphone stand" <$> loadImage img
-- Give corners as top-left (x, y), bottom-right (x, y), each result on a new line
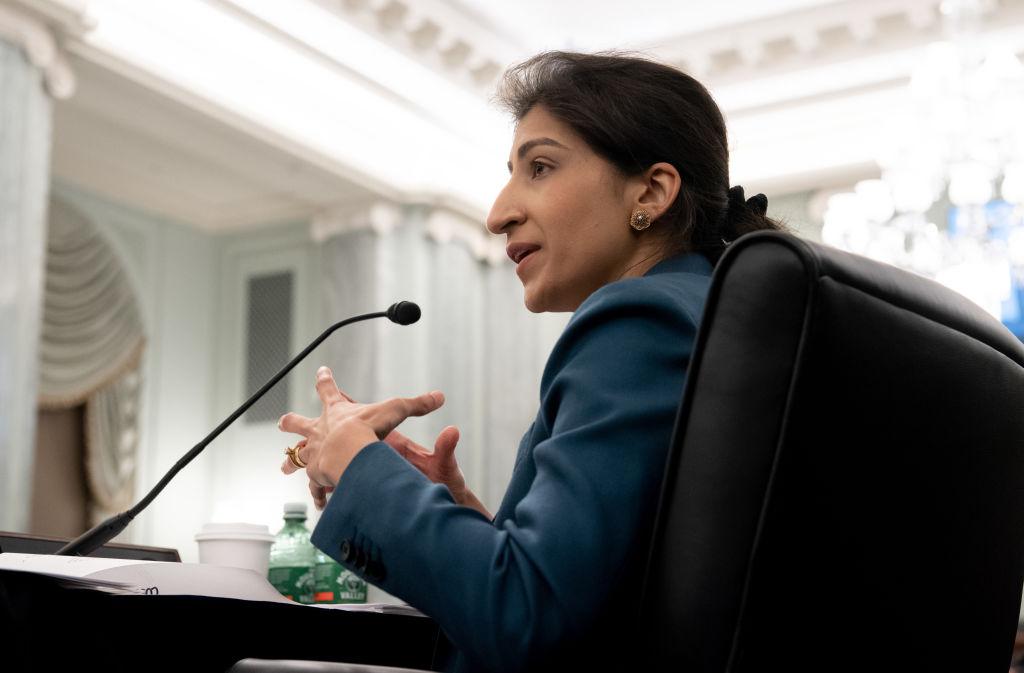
top-left (56, 302), bottom-right (420, 556)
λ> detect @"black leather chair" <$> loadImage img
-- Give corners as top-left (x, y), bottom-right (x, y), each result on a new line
top-left (640, 230), bottom-right (1024, 671)
top-left (231, 231), bottom-right (1024, 672)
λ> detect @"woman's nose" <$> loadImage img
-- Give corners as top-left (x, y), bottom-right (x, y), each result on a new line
top-left (486, 184), bottom-right (524, 235)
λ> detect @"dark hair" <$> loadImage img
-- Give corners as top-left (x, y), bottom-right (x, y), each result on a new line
top-left (495, 51), bottom-right (786, 265)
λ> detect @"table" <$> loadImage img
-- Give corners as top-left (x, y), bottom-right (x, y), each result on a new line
top-left (0, 568), bottom-right (441, 672)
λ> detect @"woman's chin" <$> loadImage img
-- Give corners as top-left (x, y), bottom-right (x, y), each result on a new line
top-left (522, 284), bottom-right (548, 313)
top-left (523, 285), bottom-right (575, 313)
top-left (523, 292), bottom-right (546, 313)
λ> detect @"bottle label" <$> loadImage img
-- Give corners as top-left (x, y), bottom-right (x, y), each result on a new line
top-left (314, 562), bottom-right (367, 604)
top-left (269, 565), bottom-right (316, 604)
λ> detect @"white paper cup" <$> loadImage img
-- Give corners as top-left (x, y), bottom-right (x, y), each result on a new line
top-left (195, 523), bottom-right (275, 576)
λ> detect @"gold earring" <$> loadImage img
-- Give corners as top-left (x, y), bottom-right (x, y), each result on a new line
top-left (630, 209), bottom-right (652, 231)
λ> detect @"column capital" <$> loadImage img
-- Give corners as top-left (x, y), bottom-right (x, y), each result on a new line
top-left (425, 207), bottom-right (504, 265)
top-left (0, 1), bottom-right (93, 99)
top-left (311, 201), bottom-right (405, 242)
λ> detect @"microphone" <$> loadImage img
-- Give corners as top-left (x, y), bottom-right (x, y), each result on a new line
top-left (386, 301), bottom-right (420, 325)
top-left (56, 302), bottom-right (421, 556)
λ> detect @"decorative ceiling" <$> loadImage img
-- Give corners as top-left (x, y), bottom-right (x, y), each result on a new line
top-left (7, 0), bottom-right (1024, 230)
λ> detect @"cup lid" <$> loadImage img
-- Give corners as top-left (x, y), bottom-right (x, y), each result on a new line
top-left (195, 522), bottom-right (274, 541)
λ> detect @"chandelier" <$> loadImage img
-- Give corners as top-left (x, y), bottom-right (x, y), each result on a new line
top-left (821, 0), bottom-right (1024, 325)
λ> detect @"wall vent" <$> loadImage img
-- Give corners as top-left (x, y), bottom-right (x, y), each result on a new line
top-left (244, 271), bottom-right (293, 423)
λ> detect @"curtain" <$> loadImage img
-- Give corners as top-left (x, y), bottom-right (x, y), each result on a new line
top-left (38, 197), bottom-right (145, 526)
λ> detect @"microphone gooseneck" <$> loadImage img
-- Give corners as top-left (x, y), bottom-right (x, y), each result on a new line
top-left (56, 302), bottom-right (422, 557)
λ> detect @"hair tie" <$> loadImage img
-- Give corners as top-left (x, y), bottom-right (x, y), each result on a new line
top-left (727, 185), bottom-right (768, 218)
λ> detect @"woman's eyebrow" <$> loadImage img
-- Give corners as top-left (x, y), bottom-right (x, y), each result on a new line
top-left (507, 137), bottom-right (570, 172)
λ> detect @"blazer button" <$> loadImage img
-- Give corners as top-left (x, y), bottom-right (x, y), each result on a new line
top-left (339, 539), bottom-right (354, 563)
top-left (355, 547), bottom-right (369, 571)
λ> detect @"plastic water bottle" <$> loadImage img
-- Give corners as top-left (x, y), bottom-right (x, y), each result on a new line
top-left (268, 502), bottom-right (316, 604)
top-left (314, 547), bottom-right (368, 604)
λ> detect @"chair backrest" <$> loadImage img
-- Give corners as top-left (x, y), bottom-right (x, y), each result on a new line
top-left (639, 231), bottom-right (1024, 672)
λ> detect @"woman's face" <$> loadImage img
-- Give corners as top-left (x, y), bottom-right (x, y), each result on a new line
top-left (486, 105), bottom-right (651, 312)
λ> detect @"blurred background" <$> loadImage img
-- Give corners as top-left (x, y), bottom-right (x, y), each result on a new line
top-left (2, 0), bottom-right (1023, 601)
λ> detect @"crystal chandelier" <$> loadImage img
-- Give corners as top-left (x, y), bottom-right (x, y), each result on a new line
top-left (822, 0), bottom-right (1024, 324)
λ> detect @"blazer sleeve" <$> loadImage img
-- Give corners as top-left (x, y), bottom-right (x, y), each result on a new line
top-left (311, 278), bottom-right (699, 673)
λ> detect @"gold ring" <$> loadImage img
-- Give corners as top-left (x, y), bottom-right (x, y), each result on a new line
top-left (285, 444), bottom-right (307, 469)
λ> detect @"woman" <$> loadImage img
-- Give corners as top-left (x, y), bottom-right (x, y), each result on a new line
top-left (278, 51), bottom-right (783, 672)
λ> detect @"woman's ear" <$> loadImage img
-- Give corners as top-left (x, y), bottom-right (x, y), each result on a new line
top-left (634, 162), bottom-right (681, 221)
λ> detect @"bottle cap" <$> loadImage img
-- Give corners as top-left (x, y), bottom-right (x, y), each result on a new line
top-left (284, 502), bottom-right (307, 517)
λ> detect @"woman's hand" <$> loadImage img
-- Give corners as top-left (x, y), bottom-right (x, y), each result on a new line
top-left (278, 366), bottom-right (445, 503)
top-left (386, 426), bottom-right (466, 498)
top-left (288, 374), bottom-right (469, 496)
top-left (387, 426), bottom-right (491, 518)
top-left (280, 371), bottom-right (492, 518)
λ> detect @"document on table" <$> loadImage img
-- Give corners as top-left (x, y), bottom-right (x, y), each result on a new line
top-left (0, 553), bottom-right (289, 601)
top-left (0, 552), bottom-right (426, 615)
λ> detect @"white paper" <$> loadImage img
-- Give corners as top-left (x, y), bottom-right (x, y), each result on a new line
top-left (0, 553), bottom-right (289, 602)
top-left (0, 553), bottom-right (426, 615)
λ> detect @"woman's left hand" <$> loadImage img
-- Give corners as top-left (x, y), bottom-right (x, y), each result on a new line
top-left (278, 366), bottom-right (445, 503)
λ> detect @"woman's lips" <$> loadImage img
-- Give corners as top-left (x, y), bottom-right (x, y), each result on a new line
top-left (507, 243), bottom-right (541, 278)
top-left (515, 248), bottom-right (538, 275)
top-left (506, 243), bottom-right (541, 264)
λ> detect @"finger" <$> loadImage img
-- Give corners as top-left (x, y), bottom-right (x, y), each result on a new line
top-left (433, 425), bottom-right (460, 459)
top-left (309, 479), bottom-right (327, 511)
top-left (279, 412), bottom-right (315, 435)
top-left (406, 453), bottom-right (431, 472)
top-left (381, 430), bottom-right (430, 472)
top-left (281, 457), bottom-right (301, 475)
top-left (315, 366), bottom-right (345, 406)
top-left (390, 391), bottom-right (446, 422)
top-left (280, 439), bottom-right (309, 475)
top-left (367, 391), bottom-right (445, 438)
top-left (389, 437), bottom-right (430, 471)
top-left (385, 429), bottom-right (430, 457)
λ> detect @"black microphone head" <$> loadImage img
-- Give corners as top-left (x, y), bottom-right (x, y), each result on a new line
top-left (386, 301), bottom-right (421, 325)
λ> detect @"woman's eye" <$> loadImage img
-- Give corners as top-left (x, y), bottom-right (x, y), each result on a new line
top-left (531, 161), bottom-right (549, 178)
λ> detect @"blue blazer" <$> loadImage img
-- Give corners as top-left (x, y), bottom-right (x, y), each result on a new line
top-left (312, 252), bottom-right (713, 672)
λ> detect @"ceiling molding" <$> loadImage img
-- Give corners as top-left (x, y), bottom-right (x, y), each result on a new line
top-left (40, 0), bottom-right (1024, 232)
top-left (52, 53), bottom-right (374, 232)
top-left (62, 0), bottom-right (509, 223)
top-left (5, 0), bottom-right (94, 35)
top-left (310, 0), bottom-right (519, 94)
top-left (655, 0), bottom-right (1024, 94)
top-left (657, 0), bottom-right (945, 79)
top-left (0, 0), bottom-right (91, 97)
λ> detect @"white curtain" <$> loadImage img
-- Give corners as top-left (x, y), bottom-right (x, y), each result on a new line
top-left (318, 205), bottom-right (568, 512)
top-left (38, 197), bottom-right (146, 526)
